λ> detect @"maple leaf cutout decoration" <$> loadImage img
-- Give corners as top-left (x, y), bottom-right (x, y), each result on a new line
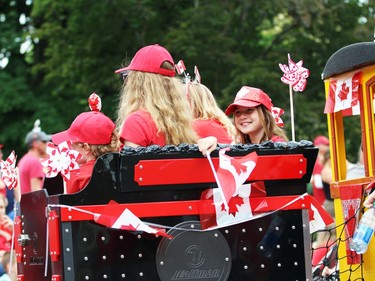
top-left (221, 195), bottom-right (244, 216)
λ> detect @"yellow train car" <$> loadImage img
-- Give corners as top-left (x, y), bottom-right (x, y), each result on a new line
top-left (322, 41), bottom-right (375, 280)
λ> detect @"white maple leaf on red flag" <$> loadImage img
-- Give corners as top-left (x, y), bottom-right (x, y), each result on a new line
top-left (0, 151), bottom-right (18, 189)
top-left (175, 60), bottom-right (186, 75)
top-left (271, 107), bottom-right (285, 127)
top-left (41, 141), bottom-right (81, 181)
top-left (94, 200), bottom-right (172, 238)
top-left (216, 149), bottom-right (258, 205)
top-left (279, 53), bottom-right (310, 92)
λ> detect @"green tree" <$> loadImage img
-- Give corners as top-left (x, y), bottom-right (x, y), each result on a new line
top-left (0, 0), bottom-right (373, 160)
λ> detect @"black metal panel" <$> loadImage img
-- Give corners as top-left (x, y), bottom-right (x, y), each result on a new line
top-left (17, 190), bottom-right (51, 280)
top-left (60, 210), bottom-right (307, 281)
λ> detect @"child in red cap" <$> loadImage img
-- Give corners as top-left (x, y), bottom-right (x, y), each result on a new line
top-left (115, 44), bottom-right (218, 156)
top-left (52, 95), bottom-right (120, 194)
top-left (115, 44), bottom-right (198, 147)
top-left (225, 86), bottom-right (288, 144)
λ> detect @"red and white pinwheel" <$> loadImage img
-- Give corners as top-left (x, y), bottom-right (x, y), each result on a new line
top-left (279, 53), bottom-right (310, 92)
top-left (0, 151), bottom-right (18, 189)
top-left (42, 141), bottom-right (81, 181)
top-left (272, 107), bottom-right (285, 127)
top-left (88, 92), bottom-right (102, 112)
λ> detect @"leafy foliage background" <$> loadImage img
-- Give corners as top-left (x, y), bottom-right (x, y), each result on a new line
top-left (0, 0), bottom-right (374, 161)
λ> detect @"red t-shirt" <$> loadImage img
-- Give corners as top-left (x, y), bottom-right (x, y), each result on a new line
top-left (0, 224), bottom-right (11, 251)
top-left (120, 110), bottom-right (166, 147)
top-left (193, 119), bottom-right (234, 144)
top-left (66, 160), bottom-right (96, 194)
top-left (270, 135), bottom-right (286, 142)
top-left (17, 152), bottom-right (45, 194)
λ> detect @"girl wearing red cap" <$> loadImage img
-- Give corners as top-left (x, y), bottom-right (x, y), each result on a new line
top-left (52, 95), bottom-right (121, 194)
top-left (115, 45), bottom-right (218, 156)
top-left (225, 86), bottom-right (288, 144)
top-left (116, 44), bottom-right (197, 147)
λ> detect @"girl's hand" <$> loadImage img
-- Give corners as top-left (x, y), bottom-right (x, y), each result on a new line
top-left (364, 191), bottom-right (375, 209)
top-left (197, 136), bottom-right (218, 157)
top-left (0, 215), bottom-right (13, 230)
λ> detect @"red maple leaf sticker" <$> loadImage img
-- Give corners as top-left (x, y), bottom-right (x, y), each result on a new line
top-left (337, 82), bottom-right (349, 101)
top-left (221, 195), bottom-right (244, 216)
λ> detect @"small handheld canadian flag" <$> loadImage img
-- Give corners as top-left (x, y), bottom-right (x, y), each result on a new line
top-left (194, 66), bottom-right (201, 83)
top-left (175, 60), bottom-right (186, 75)
top-left (206, 149), bottom-right (258, 209)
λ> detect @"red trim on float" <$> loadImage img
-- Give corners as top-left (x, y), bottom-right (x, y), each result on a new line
top-left (48, 210), bottom-right (61, 262)
top-left (134, 154), bottom-right (307, 186)
top-left (59, 195), bottom-right (310, 222)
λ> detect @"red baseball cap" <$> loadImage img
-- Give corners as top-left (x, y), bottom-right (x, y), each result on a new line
top-left (314, 135), bottom-right (329, 146)
top-left (52, 111), bottom-right (115, 145)
top-left (225, 86), bottom-right (273, 115)
top-left (115, 44), bottom-right (175, 77)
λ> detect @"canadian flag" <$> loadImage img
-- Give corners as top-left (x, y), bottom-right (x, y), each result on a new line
top-left (175, 60), bottom-right (186, 75)
top-left (94, 200), bottom-right (171, 238)
top-left (214, 149), bottom-right (258, 206)
top-left (308, 195), bottom-right (335, 234)
top-left (200, 190), bottom-right (333, 234)
top-left (200, 183), bottom-right (269, 230)
top-left (324, 72), bottom-right (361, 116)
top-left (339, 184), bottom-right (362, 264)
top-left (201, 150), bottom-right (259, 229)
top-left (194, 65), bottom-right (201, 83)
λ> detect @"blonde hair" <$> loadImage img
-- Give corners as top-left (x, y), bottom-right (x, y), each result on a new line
top-left (116, 67), bottom-right (198, 145)
top-left (188, 82), bottom-right (236, 140)
top-left (75, 131), bottom-right (120, 159)
top-left (235, 105), bottom-right (288, 144)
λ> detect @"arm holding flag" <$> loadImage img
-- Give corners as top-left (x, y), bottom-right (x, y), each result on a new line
top-left (197, 136), bottom-right (218, 157)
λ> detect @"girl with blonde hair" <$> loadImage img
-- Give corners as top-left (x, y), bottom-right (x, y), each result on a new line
top-left (116, 44), bottom-right (198, 147)
top-left (187, 81), bottom-right (236, 144)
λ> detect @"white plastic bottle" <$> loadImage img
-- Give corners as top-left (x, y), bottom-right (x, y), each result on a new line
top-left (350, 205), bottom-right (375, 254)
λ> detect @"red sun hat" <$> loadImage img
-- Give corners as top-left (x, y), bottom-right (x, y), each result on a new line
top-left (225, 86), bottom-right (273, 115)
top-left (52, 111), bottom-right (115, 145)
top-left (115, 44), bottom-right (175, 77)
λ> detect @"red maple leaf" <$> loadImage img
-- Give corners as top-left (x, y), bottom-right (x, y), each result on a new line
top-left (221, 195), bottom-right (244, 216)
top-left (337, 82), bottom-right (349, 101)
top-left (229, 158), bottom-right (247, 175)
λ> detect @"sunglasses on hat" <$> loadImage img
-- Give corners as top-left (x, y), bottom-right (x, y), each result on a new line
top-left (119, 70), bottom-right (129, 82)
